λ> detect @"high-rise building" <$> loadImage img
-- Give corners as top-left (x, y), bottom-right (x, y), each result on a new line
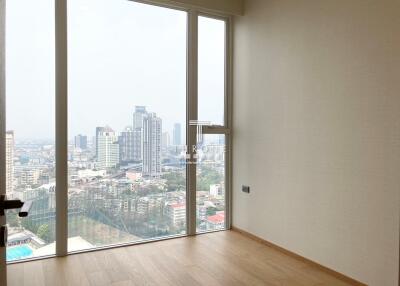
top-left (133, 106), bottom-right (147, 129)
top-left (173, 123), bottom-right (181, 146)
top-left (97, 127), bottom-right (119, 169)
top-left (131, 128), bottom-right (142, 162)
top-left (119, 127), bottom-right (134, 163)
top-left (162, 132), bottom-right (170, 150)
top-left (95, 127), bottom-right (107, 158)
top-left (74, 134), bottom-right (88, 150)
top-left (142, 113), bottom-right (162, 177)
top-left (132, 106), bottom-right (147, 161)
top-left (6, 131), bottom-right (14, 196)
top-left (91, 136), bottom-right (97, 156)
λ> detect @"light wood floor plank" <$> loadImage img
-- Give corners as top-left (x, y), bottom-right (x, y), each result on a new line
top-left (7, 231), bottom-right (354, 286)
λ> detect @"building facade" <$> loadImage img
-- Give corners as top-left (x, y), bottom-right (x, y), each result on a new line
top-left (173, 123), bottom-right (181, 146)
top-left (74, 134), bottom-right (88, 150)
top-left (17, 168), bottom-right (41, 187)
top-left (95, 127), bottom-right (107, 159)
top-left (97, 128), bottom-right (120, 169)
top-left (119, 127), bottom-right (134, 163)
top-left (6, 131), bottom-right (14, 196)
top-left (132, 106), bottom-right (147, 162)
top-left (162, 132), bottom-right (170, 150)
top-left (166, 203), bottom-right (186, 227)
top-left (142, 113), bottom-right (162, 177)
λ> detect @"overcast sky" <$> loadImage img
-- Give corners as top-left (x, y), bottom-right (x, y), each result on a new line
top-left (6, 0), bottom-right (224, 141)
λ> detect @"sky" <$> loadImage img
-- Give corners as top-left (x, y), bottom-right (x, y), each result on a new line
top-left (5, 0), bottom-right (225, 141)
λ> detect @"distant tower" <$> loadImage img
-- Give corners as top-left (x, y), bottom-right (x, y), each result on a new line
top-left (133, 106), bottom-right (147, 129)
top-left (162, 132), bottom-right (170, 150)
top-left (74, 134), bottom-right (88, 150)
top-left (119, 127), bottom-right (135, 163)
top-left (173, 123), bottom-right (181, 146)
top-left (95, 127), bottom-right (106, 159)
top-left (132, 106), bottom-right (147, 162)
top-left (6, 131), bottom-right (14, 196)
top-left (142, 113), bottom-right (162, 177)
top-left (97, 127), bottom-right (119, 169)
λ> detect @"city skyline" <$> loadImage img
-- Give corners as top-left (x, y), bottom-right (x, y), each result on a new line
top-left (7, 118), bottom-right (185, 144)
top-left (5, 103), bottom-right (226, 261)
top-left (6, 117), bottom-right (186, 143)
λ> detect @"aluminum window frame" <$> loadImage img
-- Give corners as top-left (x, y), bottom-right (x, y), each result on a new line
top-left (195, 12), bottom-right (232, 232)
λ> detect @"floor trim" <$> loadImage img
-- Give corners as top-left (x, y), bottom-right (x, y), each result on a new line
top-left (231, 226), bottom-right (367, 286)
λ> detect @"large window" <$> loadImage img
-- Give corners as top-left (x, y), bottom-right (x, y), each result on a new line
top-left (67, 0), bottom-right (187, 251)
top-left (196, 16), bottom-right (228, 233)
top-left (198, 16), bottom-right (226, 126)
top-left (5, 0), bottom-right (56, 261)
top-left (196, 135), bottom-right (226, 232)
top-left (4, 0), bottom-right (230, 262)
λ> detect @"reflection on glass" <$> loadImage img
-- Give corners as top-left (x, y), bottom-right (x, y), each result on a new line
top-left (198, 16), bottom-right (226, 126)
top-left (196, 135), bottom-right (226, 232)
top-left (5, 0), bottom-right (56, 261)
top-left (67, 0), bottom-right (187, 251)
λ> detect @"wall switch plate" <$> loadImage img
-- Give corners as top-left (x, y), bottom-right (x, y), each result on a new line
top-left (242, 185), bottom-right (250, 193)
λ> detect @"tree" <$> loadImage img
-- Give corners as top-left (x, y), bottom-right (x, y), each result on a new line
top-left (6, 211), bottom-right (20, 227)
top-left (197, 166), bottom-right (223, 192)
top-left (37, 224), bottom-right (50, 242)
top-left (21, 219), bottom-right (39, 234)
top-left (163, 172), bottom-right (185, 192)
top-left (206, 207), bottom-right (217, 216)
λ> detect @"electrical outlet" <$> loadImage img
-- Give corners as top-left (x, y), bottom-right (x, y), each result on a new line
top-left (242, 185), bottom-right (250, 194)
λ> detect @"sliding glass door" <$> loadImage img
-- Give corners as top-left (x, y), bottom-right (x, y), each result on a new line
top-left (4, 0), bottom-right (231, 262)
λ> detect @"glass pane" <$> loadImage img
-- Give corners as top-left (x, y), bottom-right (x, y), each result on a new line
top-left (196, 135), bottom-right (226, 232)
top-left (68, 0), bottom-right (187, 252)
top-left (198, 16), bottom-right (226, 126)
top-left (5, 0), bottom-right (55, 261)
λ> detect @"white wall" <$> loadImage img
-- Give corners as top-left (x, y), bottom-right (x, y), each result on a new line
top-left (232, 0), bottom-right (400, 285)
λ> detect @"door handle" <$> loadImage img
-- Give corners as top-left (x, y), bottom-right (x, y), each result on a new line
top-left (0, 195), bottom-right (33, 217)
top-left (19, 200), bottom-right (33, 217)
top-left (0, 225), bottom-right (7, 247)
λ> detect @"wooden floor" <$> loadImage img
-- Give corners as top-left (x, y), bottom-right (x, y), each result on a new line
top-left (8, 231), bottom-right (353, 286)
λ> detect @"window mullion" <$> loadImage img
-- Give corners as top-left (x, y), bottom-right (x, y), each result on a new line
top-left (186, 9), bottom-right (198, 236)
top-left (225, 16), bottom-right (233, 230)
top-left (55, 0), bottom-right (68, 257)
